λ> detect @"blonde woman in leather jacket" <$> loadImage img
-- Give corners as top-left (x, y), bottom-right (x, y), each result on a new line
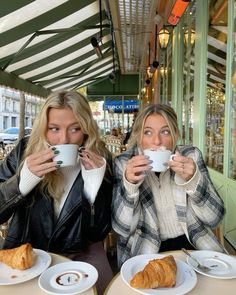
top-left (0, 90), bottom-right (113, 295)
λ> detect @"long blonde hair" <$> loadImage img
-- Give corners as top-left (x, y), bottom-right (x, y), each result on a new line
top-left (128, 104), bottom-right (180, 150)
top-left (23, 90), bottom-right (109, 199)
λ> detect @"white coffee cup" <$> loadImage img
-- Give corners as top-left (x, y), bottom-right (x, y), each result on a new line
top-left (143, 149), bottom-right (174, 172)
top-left (52, 144), bottom-right (79, 167)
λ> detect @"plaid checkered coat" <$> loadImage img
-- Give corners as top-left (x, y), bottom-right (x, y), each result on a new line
top-left (112, 145), bottom-right (225, 267)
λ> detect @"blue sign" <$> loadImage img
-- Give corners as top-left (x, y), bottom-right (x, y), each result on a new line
top-left (103, 100), bottom-right (139, 113)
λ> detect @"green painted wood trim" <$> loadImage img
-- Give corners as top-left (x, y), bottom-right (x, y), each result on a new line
top-left (0, 70), bottom-right (49, 97)
top-left (223, 0), bottom-right (234, 177)
top-left (172, 22), bottom-right (184, 142)
top-left (87, 74), bottom-right (139, 95)
top-left (192, 0), bottom-right (208, 153)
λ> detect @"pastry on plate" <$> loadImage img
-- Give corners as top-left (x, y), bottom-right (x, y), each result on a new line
top-left (0, 243), bottom-right (34, 270)
top-left (130, 255), bottom-right (177, 289)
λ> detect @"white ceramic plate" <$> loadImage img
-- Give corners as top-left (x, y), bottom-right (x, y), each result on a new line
top-left (186, 250), bottom-right (236, 279)
top-left (38, 261), bottom-right (98, 295)
top-left (0, 249), bottom-right (51, 285)
top-left (121, 254), bottom-right (197, 295)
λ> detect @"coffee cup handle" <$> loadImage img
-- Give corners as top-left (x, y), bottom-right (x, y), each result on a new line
top-left (169, 154), bottom-right (175, 161)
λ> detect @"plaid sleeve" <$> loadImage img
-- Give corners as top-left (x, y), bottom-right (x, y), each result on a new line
top-left (111, 152), bottom-right (141, 238)
top-left (181, 146), bottom-right (225, 228)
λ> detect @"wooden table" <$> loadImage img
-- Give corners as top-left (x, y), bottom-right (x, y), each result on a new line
top-left (104, 251), bottom-right (236, 295)
top-left (0, 253), bottom-right (97, 295)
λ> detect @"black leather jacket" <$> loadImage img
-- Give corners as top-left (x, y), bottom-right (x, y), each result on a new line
top-left (0, 137), bottom-right (113, 253)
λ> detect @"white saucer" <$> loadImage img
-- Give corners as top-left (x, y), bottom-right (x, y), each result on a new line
top-left (186, 250), bottom-right (236, 279)
top-left (38, 261), bottom-right (98, 294)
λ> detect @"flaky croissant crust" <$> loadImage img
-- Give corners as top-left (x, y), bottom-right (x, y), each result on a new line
top-left (0, 243), bottom-right (34, 270)
top-left (130, 255), bottom-right (177, 289)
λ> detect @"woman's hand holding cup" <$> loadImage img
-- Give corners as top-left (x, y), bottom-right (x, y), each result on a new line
top-left (168, 151), bottom-right (196, 181)
top-left (125, 155), bottom-right (153, 184)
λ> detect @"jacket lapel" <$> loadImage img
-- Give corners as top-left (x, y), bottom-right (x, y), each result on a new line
top-left (55, 172), bottom-right (84, 228)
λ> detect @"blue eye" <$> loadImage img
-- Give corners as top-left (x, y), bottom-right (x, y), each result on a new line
top-left (160, 129), bottom-right (171, 136)
top-left (144, 130), bottom-right (152, 136)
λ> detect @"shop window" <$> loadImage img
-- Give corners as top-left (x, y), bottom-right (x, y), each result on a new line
top-left (229, 12), bottom-right (236, 179)
top-left (182, 2), bottom-right (196, 145)
top-left (205, 0), bottom-right (228, 173)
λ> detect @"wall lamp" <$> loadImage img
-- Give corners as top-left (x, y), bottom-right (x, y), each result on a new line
top-left (184, 28), bottom-right (195, 46)
top-left (91, 37), bottom-right (103, 58)
top-left (168, 0), bottom-right (191, 26)
top-left (157, 28), bottom-right (170, 49)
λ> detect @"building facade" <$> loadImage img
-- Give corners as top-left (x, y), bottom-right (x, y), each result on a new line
top-left (0, 86), bottom-right (44, 131)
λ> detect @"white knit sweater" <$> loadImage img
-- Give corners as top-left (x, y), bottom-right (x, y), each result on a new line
top-left (19, 158), bottom-right (106, 218)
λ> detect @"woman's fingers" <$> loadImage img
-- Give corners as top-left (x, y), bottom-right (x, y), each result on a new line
top-left (79, 149), bottom-right (104, 169)
top-left (26, 148), bottom-right (58, 177)
top-left (125, 155), bottom-right (152, 183)
top-left (168, 154), bottom-right (196, 181)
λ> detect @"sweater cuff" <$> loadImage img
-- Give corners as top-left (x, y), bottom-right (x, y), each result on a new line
top-left (123, 171), bottom-right (142, 195)
top-left (174, 165), bottom-right (201, 194)
top-left (81, 158), bottom-right (106, 203)
top-left (19, 160), bottom-right (43, 196)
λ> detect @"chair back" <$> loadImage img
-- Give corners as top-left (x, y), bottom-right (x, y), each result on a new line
top-left (4, 144), bottom-right (15, 155)
top-left (104, 136), bottom-right (123, 157)
top-left (0, 147), bottom-right (5, 160)
top-left (213, 224), bottom-right (224, 246)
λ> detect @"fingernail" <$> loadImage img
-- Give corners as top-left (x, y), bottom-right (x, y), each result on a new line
top-left (51, 147), bottom-right (56, 151)
top-left (57, 161), bottom-right (63, 164)
top-left (55, 164), bottom-right (61, 168)
top-left (54, 150), bottom-right (60, 154)
top-left (144, 155), bottom-right (150, 159)
top-left (149, 160), bottom-right (153, 164)
top-left (78, 147), bottom-right (85, 152)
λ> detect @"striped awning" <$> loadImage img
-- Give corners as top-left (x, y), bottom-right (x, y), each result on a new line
top-left (0, 0), bottom-right (118, 96)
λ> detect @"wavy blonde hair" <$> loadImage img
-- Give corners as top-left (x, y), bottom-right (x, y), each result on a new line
top-left (23, 90), bottom-right (109, 199)
top-left (128, 104), bottom-right (180, 151)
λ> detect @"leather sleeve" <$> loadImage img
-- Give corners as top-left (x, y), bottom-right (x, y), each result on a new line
top-left (0, 138), bottom-right (28, 223)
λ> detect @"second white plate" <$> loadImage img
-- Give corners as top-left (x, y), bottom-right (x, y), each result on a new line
top-left (121, 254), bottom-right (197, 295)
top-left (186, 250), bottom-right (236, 279)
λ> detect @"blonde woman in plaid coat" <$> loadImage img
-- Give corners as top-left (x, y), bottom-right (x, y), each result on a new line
top-left (112, 104), bottom-right (225, 267)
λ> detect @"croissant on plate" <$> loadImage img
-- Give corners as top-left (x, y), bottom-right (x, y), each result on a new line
top-left (130, 255), bottom-right (177, 289)
top-left (0, 243), bottom-right (34, 270)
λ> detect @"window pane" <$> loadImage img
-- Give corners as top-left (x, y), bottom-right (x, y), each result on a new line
top-left (182, 2), bottom-right (196, 145)
top-left (205, 0), bottom-right (227, 173)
